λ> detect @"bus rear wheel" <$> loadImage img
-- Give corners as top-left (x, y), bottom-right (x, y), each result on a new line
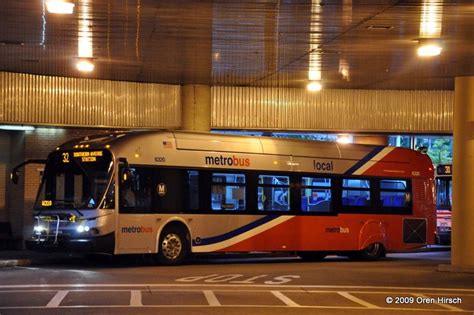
top-left (358, 243), bottom-right (385, 261)
top-left (157, 226), bottom-right (189, 265)
top-left (298, 251), bottom-right (327, 261)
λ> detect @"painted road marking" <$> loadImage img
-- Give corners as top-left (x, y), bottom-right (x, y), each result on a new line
top-left (0, 304), bottom-right (469, 312)
top-left (177, 274), bottom-right (299, 285)
top-left (271, 291), bottom-right (300, 307)
top-left (338, 291), bottom-right (380, 309)
top-left (130, 290), bottom-right (142, 307)
top-left (412, 293), bottom-right (464, 312)
top-left (0, 288), bottom-right (471, 312)
top-left (0, 283), bottom-right (472, 293)
top-left (0, 288), bottom-right (473, 297)
top-left (203, 290), bottom-right (221, 306)
top-left (46, 290), bottom-right (68, 308)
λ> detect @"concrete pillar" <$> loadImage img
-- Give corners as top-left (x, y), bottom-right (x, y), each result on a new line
top-left (352, 135), bottom-right (388, 146)
top-left (439, 76), bottom-right (474, 273)
top-left (181, 85), bottom-right (211, 132)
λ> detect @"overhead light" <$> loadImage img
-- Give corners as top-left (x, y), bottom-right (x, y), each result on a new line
top-left (337, 134), bottom-right (352, 144)
top-left (307, 81), bottom-right (323, 92)
top-left (76, 58), bottom-right (95, 72)
top-left (46, 0), bottom-right (75, 14)
top-left (417, 38), bottom-right (442, 57)
top-left (0, 125), bottom-right (35, 131)
top-left (417, 44), bottom-right (442, 57)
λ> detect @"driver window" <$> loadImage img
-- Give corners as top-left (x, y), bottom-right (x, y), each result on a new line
top-left (119, 167), bottom-right (155, 213)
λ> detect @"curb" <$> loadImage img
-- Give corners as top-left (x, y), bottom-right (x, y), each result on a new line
top-left (0, 259), bottom-right (32, 268)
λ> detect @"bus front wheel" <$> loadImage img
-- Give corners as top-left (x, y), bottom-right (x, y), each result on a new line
top-left (157, 226), bottom-right (190, 265)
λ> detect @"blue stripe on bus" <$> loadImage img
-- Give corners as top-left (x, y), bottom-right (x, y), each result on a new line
top-left (192, 214), bottom-right (280, 247)
top-left (344, 146), bottom-right (385, 175)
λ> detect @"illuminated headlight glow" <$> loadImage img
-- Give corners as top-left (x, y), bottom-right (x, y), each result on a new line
top-left (33, 225), bottom-right (46, 233)
top-left (76, 225), bottom-right (90, 233)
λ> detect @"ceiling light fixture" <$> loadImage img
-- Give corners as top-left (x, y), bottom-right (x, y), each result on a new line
top-left (46, 0), bottom-right (75, 14)
top-left (76, 58), bottom-right (95, 72)
top-left (417, 38), bottom-right (443, 57)
top-left (0, 125), bottom-right (36, 131)
top-left (336, 134), bottom-right (352, 144)
top-left (307, 81), bottom-right (323, 92)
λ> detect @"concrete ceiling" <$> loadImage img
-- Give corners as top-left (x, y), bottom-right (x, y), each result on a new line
top-left (0, 0), bottom-right (473, 90)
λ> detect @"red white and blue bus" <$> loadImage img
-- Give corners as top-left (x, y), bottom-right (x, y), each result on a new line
top-left (14, 131), bottom-right (436, 265)
top-left (435, 164), bottom-right (452, 245)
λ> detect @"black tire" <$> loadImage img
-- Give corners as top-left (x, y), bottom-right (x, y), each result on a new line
top-left (157, 226), bottom-right (190, 265)
top-left (298, 251), bottom-right (327, 261)
top-left (357, 243), bottom-right (385, 261)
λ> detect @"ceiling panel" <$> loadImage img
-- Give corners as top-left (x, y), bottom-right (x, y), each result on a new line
top-left (0, 0), bottom-right (472, 90)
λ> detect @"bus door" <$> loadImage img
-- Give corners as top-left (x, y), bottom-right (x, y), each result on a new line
top-left (116, 165), bottom-right (159, 252)
top-left (117, 166), bottom-right (189, 253)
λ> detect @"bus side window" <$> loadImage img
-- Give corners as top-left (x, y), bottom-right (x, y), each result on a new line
top-left (342, 179), bottom-right (371, 207)
top-left (186, 170), bottom-right (199, 210)
top-left (211, 173), bottom-right (246, 211)
top-left (258, 175), bottom-right (290, 212)
top-left (379, 179), bottom-right (411, 210)
top-left (300, 177), bottom-right (332, 213)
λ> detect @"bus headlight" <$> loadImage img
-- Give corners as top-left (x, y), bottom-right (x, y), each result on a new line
top-left (33, 225), bottom-right (46, 234)
top-left (76, 225), bottom-right (90, 233)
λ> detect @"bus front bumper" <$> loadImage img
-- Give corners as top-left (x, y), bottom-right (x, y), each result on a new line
top-left (25, 233), bottom-right (114, 254)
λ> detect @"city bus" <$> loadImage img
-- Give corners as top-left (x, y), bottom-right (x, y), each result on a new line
top-left (13, 131), bottom-right (436, 265)
top-left (435, 164), bottom-right (452, 245)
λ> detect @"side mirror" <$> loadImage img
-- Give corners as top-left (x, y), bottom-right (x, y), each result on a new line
top-left (10, 159), bottom-right (47, 185)
top-left (10, 170), bottom-right (19, 185)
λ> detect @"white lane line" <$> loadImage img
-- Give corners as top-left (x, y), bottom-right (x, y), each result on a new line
top-left (0, 284), bottom-right (473, 293)
top-left (46, 290), bottom-right (68, 308)
top-left (271, 291), bottom-right (300, 307)
top-left (412, 293), bottom-right (464, 312)
top-left (1, 288), bottom-right (474, 297)
top-left (203, 290), bottom-right (221, 306)
top-left (338, 292), bottom-right (379, 309)
top-left (130, 290), bottom-right (142, 307)
top-left (0, 305), bottom-right (467, 312)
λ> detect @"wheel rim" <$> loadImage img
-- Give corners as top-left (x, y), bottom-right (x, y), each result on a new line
top-left (366, 243), bottom-right (380, 256)
top-left (161, 233), bottom-right (182, 260)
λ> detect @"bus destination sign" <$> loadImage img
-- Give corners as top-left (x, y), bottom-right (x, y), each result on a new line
top-left (73, 151), bottom-right (104, 162)
top-left (436, 164), bottom-right (452, 176)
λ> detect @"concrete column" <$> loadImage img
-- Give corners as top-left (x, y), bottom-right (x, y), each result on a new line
top-left (181, 85), bottom-right (211, 132)
top-left (352, 135), bottom-right (388, 146)
top-left (439, 76), bottom-right (474, 273)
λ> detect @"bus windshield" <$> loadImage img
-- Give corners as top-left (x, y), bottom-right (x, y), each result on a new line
top-left (35, 150), bottom-right (114, 210)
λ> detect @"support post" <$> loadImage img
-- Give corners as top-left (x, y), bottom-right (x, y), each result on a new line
top-left (181, 85), bottom-right (211, 132)
top-left (439, 76), bottom-right (474, 273)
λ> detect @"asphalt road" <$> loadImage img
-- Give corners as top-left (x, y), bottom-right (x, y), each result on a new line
top-left (0, 251), bottom-right (473, 314)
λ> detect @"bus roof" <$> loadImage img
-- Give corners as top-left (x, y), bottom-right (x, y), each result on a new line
top-left (57, 130), bottom-right (434, 177)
